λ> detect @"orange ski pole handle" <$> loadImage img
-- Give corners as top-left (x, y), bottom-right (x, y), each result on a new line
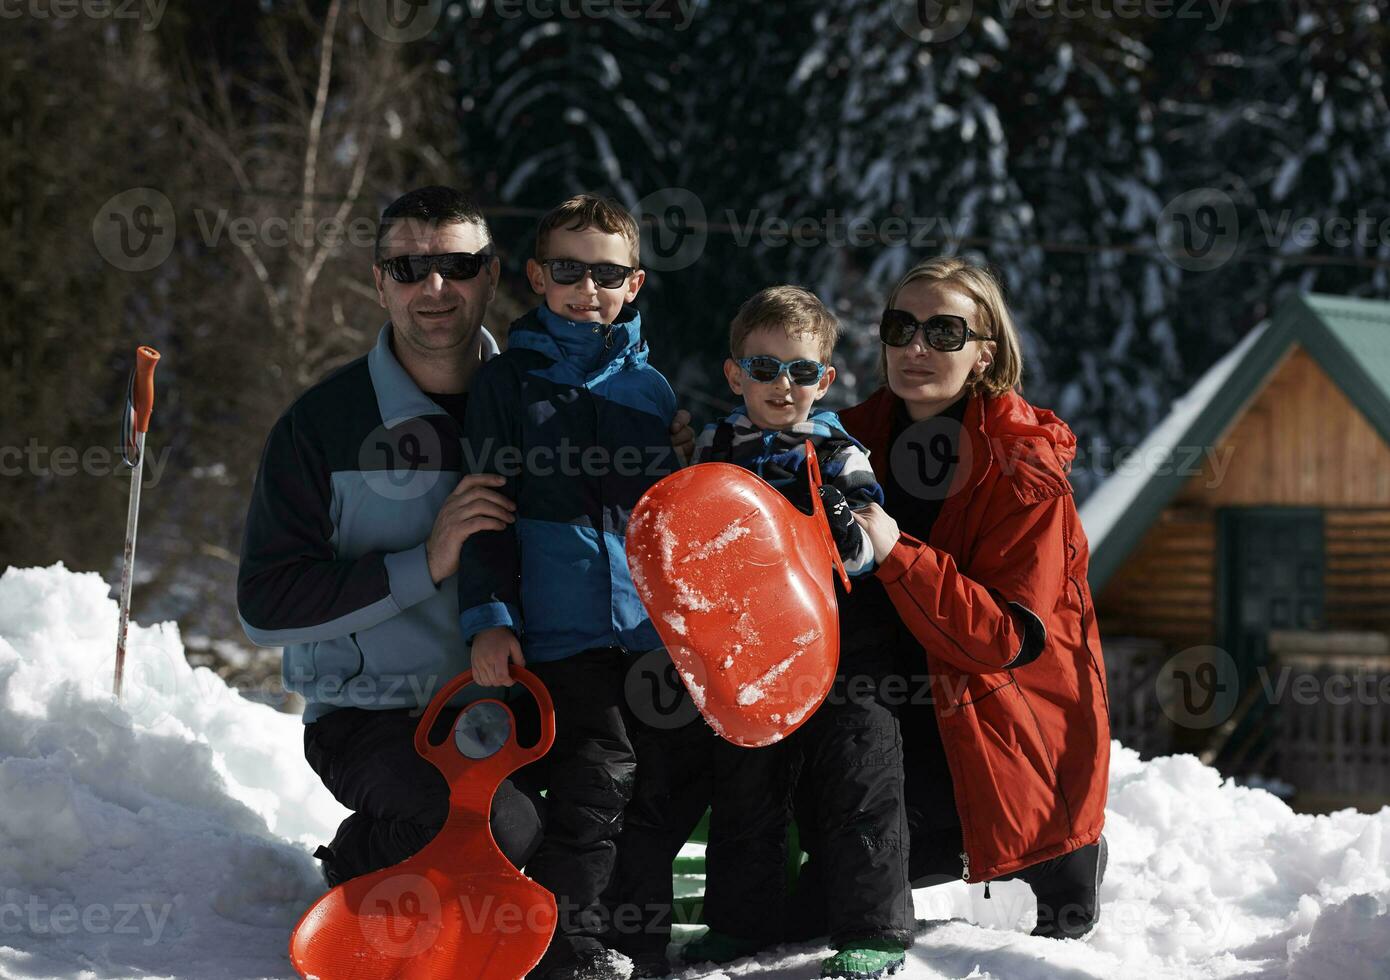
top-left (132, 346), bottom-right (160, 433)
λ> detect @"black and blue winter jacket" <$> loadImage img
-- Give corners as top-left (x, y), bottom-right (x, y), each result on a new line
top-left (692, 406), bottom-right (884, 576)
top-left (238, 324), bottom-right (500, 722)
top-left (456, 303), bottom-right (678, 662)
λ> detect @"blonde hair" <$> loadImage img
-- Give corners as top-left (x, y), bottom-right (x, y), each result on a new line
top-left (881, 257), bottom-right (1023, 395)
top-left (730, 285), bottom-right (840, 361)
top-left (535, 194), bottom-right (641, 265)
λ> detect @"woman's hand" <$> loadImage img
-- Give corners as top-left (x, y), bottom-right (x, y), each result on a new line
top-left (853, 503), bottom-right (902, 565)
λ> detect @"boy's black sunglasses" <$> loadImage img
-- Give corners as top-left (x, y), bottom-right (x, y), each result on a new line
top-left (879, 309), bottom-right (991, 352)
top-left (380, 251), bottom-right (494, 284)
top-left (541, 258), bottom-right (635, 290)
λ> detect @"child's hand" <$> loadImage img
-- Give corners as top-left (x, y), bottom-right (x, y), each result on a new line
top-left (853, 503), bottom-right (902, 565)
top-left (471, 627), bottom-right (525, 687)
top-left (818, 484), bottom-right (857, 552)
top-left (670, 409), bottom-right (695, 465)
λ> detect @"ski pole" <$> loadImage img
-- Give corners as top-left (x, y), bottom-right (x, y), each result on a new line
top-left (115, 346), bottom-right (161, 699)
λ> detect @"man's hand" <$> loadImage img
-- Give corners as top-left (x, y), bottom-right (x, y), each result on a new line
top-left (670, 408), bottom-right (695, 466)
top-left (471, 626), bottom-right (525, 687)
top-left (853, 503), bottom-right (902, 565)
top-left (426, 473), bottom-right (516, 584)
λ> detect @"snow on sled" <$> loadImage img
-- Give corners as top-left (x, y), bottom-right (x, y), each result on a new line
top-left (626, 442), bottom-right (850, 748)
top-left (289, 668), bottom-right (557, 980)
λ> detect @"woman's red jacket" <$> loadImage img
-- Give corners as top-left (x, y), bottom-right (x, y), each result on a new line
top-left (840, 387), bottom-right (1110, 883)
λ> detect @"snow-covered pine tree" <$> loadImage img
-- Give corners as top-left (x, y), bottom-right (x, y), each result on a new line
top-left (448, 1), bottom-right (693, 264)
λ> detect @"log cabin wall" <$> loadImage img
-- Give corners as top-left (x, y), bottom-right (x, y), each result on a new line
top-left (1096, 344), bottom-right (1390, 645)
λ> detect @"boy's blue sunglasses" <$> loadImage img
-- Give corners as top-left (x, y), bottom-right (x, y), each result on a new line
top-left (738, 355), bottom-right (827, 387)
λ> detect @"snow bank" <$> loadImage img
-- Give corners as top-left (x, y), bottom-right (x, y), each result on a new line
top-left (0, 564), bottom-right (347, 979)
top-left (1, 562), bottom-right (1387, 979)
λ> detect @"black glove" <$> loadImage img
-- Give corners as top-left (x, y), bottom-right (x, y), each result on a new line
top-left (817, 484), bottom-right (858, 556)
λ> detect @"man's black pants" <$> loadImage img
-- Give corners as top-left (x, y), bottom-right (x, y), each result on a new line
top-left (304, 704), bottom-right (544, 885)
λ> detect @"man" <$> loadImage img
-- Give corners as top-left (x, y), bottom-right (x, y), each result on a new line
top-left (237, 186), bottom-right (692, 891)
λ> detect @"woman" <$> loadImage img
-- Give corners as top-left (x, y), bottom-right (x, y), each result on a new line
top-left (833, 255), bottom-right (1111, 943)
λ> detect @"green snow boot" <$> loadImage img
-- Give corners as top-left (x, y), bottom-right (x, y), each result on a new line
top-left (819, 940), bottom-right (907, 979)
top-left (678, 928), bottom-right (764, 965)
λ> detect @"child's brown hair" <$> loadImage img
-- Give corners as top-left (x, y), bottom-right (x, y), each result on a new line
top-left (729, 286), bottom-right (840, 362)
top-left (535, 194), bottom-right (641, 265)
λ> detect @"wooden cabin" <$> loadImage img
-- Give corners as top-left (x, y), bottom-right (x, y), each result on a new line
top-left (1080, 294), bottom-right (1390, 811)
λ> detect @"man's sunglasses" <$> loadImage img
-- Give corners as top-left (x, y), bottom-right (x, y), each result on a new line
top-left (879, 309), bottom-right (991, 352)
top-left (737, 355), bottom-right (827, 387)
top-left (541, 258), bottom-right (636, 290)
top-left (380, 251), bottom-right (494, 284)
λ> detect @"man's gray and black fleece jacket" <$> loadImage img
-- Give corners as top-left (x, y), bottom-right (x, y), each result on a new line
top-left (236, 324), bottom-right (499, 722)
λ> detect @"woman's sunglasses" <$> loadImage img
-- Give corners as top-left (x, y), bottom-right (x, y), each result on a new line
top-left (541, 258), bottom-right (636, 290)
top-left (380, 251), bottom-right (493, 284)
top-left (737, 355), bottom-right (827, 387)
top-left (879, 309), bottom-right (990, 352)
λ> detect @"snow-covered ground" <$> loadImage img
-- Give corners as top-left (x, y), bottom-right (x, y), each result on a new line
top-left (1, 563), bottom-right (1386, 979)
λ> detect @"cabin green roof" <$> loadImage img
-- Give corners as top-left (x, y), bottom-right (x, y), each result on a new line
top-left (1080, 293), bottom-right (1390, 592)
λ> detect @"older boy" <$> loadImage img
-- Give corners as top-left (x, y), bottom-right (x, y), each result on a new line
top-left (457, 195), bottom-right (680, 980)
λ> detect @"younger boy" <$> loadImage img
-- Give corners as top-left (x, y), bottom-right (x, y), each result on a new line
top-left (457, 194), bottom-right (680, 980)
top-left (609, 287), bottom-right (912, 979)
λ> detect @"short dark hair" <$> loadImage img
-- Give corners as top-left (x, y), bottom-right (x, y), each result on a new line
top-left (374, 186), bottom-right (491, 263)
top-left (730, 285), bottom-right (839, 361)
top-left (534, 194), bottom-right (641, 265)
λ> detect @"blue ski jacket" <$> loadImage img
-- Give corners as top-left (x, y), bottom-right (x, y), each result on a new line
top-left (456, 303), bottom-right (678, 662)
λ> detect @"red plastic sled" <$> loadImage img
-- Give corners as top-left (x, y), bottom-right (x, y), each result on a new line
top-left (626, 442), bottom-right (850, 748)
top-left (289, 668), bottom-right (557, 980)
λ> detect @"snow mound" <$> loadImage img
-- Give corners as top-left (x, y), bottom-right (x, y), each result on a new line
top-left (0, 564), bottom-right (347, 979)
top-left (1, 562), bottom-right (1388, 979)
